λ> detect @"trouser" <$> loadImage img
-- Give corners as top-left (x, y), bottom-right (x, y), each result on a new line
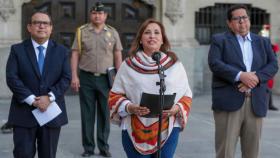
top-left (268, 89), bottom-right (273, 107)
top-left (122, 127), bottom-right (180, 158)
top-left (214, 97), bottom-right (263, 158)
top-left (13, 125), bottom-right (61, 158)
top-left (79, 70), bottom-right (110, 153)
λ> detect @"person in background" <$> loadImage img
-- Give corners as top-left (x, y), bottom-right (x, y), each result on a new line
top-left (259, 24), bottom-right (270, 37)
top-left (108, 18), bottom-right (192, 158)
top-left (267, 43), bottom-right (279, 110)
top-left (6, 11), bottom-right (71, 158)
top-left (259, 24), bottom-right (279, 111)
top-left (71, 2), bottom-right (122, 157)
top-left (0, 121), bottom-right (13, 134)
top-left (208, 4), bottom-right (278, 158)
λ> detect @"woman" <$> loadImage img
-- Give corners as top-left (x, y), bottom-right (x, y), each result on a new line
top-left (108, 19), bottom-right (192, 158)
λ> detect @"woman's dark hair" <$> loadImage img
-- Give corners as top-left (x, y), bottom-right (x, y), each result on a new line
top-left (128, 18), bottom-right (177, 61)
top-left (227, 4), bottom-right (250, 21)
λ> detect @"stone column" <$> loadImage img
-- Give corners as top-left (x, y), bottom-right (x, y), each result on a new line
top-left (0, 0), bottom-right (31, 98)
top-left (0, 0), bottom-right (31, 47)
top-left (162, 0), bottom-right (203, 95)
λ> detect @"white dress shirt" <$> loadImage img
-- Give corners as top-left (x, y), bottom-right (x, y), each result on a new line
top-left (24, 39), bottom-right (55, 106)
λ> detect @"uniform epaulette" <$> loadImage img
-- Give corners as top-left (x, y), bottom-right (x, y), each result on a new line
top-left (78, 24), bottom-right (88, 30)
top-left (106, 24), bottom-right (116, 30)
top-left (76, 24), bottom-right (88, 54)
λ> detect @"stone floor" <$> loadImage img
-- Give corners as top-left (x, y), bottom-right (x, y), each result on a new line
top-left (0, 94), bottom-right (280, 158)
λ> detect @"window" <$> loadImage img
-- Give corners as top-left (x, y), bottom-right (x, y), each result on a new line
top-left (195, 3), bottom-right (270, 44)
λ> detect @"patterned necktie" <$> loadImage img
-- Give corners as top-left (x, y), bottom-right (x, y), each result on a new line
top-left (37, 45), bottom-right (45, 75)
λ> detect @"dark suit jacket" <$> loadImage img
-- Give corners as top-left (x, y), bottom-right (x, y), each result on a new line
top-left (208, 31), bottom-right (278, 117)
top-left (6, 39), bottom-right (71, 127)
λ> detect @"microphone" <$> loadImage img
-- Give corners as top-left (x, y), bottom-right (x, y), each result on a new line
top-left (152, 52), bottom-right (161, 64)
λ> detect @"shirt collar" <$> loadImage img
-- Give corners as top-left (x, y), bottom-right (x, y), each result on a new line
top-left (236, 32), bottom-right (252, 41)
top-left (89, 23), bottom-right (108, 32)
top-left (31, 39), bottom-right (49, 49)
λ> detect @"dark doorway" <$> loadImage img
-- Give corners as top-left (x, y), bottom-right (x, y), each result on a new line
top-left (22, 0), bottom-right (153, 56)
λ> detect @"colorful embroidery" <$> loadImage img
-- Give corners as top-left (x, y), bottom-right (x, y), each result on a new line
top-left (131, 115), bottom-right (169, 145)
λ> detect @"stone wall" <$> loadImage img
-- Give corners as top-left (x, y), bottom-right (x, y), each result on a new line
top-left (0, 48), bottom-right (12, 98)
top-left (0, 0), bottom-right (30, 98)
top-left (0, 0), bottom-right (279, 97)
top-left (173, 46), bottom-right (211, 96)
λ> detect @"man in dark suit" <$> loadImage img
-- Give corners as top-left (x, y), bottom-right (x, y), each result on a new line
top-left (6, 11), bottom-right (71, 158)
top-left (208, 4), bottom-right (278, 158)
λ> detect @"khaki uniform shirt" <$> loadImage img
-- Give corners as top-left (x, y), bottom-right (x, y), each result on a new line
top-left (72, 23), bottom-right (123, 73)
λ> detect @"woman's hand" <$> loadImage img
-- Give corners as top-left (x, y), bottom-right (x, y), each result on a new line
top-left (163, 105), bottom-right (180, 117)
top-left (126, 103), bottom-right (150, 116)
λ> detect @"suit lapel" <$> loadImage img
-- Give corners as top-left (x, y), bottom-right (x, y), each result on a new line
top-left (251, 34), bottom-right (261, 71)
top-left (227, 32), bottom-right (244, 62)
top-left (25, 39), bottom-right (41, 78)
top-left (42, 40), bottom-right (55, 77)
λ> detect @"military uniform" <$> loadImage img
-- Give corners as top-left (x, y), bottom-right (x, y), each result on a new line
top-left (72, 24), bottom-right (122, 73)
top-left (72, 23), bottom-right (122, 154)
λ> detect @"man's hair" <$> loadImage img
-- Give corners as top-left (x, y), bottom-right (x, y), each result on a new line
top-left (28, 11), bottom-right (52, 24)
top-left (227, 4), bottom-right (250, 21)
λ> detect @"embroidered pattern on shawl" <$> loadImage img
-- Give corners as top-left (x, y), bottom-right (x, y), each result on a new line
top-left (109, 91), bottom-right (128, 125)
top-left (175, 96), bottom-right (192, 129)
top-left (131, 115), bottom-right (168, 145)
top-left (125, 52), bottom-right (175, 74)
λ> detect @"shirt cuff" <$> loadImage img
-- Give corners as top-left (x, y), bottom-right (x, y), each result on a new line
top-left (24, 95), bottom-right (36, 106)
top-left (235, 71), bottom-right (242, 82)
top-left (118, 100), bottom-right (132, 117)
top-left (48, 92), bottom-right (55, 102)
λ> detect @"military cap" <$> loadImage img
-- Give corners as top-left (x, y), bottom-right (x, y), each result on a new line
top-left (91, 2), bottom-right (105, 12)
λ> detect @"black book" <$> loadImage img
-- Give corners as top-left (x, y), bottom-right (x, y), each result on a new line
top-left (106, 67), bottom-right (117, 88)
top-left (140, 92), bottom-right (176, 118)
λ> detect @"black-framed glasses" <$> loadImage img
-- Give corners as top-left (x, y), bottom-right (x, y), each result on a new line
top-left (231, 16), bottom-right (249, 22)
top-left (31, 21), bottom-right (52, 27)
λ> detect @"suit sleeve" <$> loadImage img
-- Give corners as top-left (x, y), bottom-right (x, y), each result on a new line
top-left (208, 35), bottom-right (241, 84)
top-left (255, 38), bottom-right (278, 83)
top-left (49, 48), bottom-right (71, 99)
top-left (6, 45), bottom-right (34, 102)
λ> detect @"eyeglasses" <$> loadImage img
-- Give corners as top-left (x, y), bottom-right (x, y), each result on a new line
top-left (31, 21), bottom-right (52, 27)
top-left (231, 16), bottom-right (249, 22)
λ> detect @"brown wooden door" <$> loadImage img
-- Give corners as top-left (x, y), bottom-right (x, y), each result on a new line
top-left (87, 0), bottom-right (153, 56)
top-left (22, 0), bottom-right (153, 56)
top-left (22, 0), bottom-right (86, 48)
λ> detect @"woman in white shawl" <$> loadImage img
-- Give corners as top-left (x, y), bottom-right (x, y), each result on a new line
top-left (108, 19), bottom-right (192, 158)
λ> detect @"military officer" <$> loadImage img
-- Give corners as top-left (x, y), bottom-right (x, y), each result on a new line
top-left (71, 2), bottom-right (123, 157)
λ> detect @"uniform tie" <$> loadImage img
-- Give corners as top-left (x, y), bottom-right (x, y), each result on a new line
top-left (37, 46), bottom-right (45, 74)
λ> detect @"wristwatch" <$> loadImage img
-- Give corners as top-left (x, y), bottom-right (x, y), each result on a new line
top-left (48, 93), bottom-right (55, 102)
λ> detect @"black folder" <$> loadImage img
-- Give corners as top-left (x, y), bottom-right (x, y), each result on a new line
top-left (106, 67), bottom-right (117, 88)
top-left (140, 92), bottom-right (176, 118)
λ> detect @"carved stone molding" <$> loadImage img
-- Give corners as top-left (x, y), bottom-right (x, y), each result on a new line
top-left (140, 0), bottom-right (156, 7)
top-left (23, 0), bottom-right (32, 3)
top-left (0, 0), bottom-right (16, 22)
top-left (164, 0), bottom-right (184, 25)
